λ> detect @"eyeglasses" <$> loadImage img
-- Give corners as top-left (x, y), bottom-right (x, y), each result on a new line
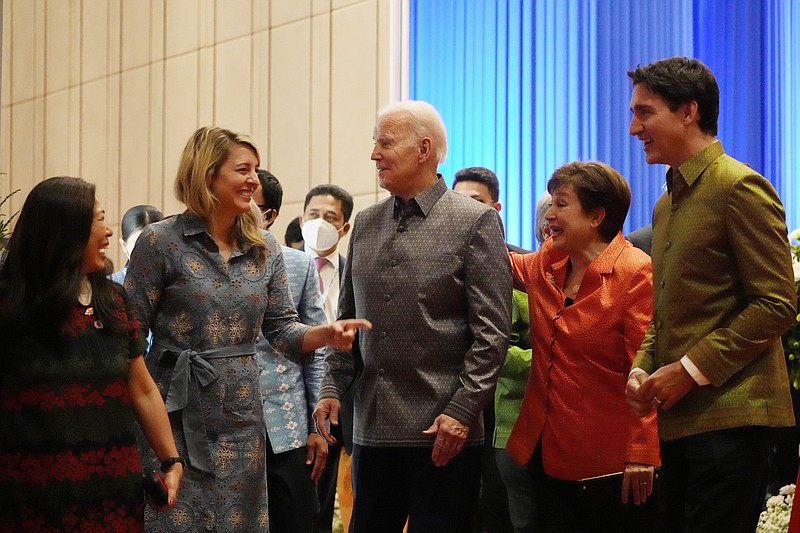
top-left (258, 207), bottom-right (277, 222)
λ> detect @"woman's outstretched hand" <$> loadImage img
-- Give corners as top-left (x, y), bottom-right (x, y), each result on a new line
top-left (327, 319), bottom-right (372, 350)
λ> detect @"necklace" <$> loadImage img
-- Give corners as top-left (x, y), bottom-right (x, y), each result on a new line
top-left (77, 276), bottom-right (103, 328)
top-left (564, 263), bottom-right (584, 297)
top-left (565, 283), bottom-right (580, 298)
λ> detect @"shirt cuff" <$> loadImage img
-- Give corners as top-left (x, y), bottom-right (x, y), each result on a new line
top-left (628, 367), bottom-right (648, 379)
top-left (680, 355), bottom-right (710, 386)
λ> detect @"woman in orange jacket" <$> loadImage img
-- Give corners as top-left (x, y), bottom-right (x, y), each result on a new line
top-left (504, 161), bottom-right (662, 532)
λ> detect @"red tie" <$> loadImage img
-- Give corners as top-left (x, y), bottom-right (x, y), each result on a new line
top-left (313, 256), bottom-right (328, 293)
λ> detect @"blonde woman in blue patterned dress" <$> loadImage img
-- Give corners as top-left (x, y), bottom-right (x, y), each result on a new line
top-left (125, 127), bottom-right (370, 533)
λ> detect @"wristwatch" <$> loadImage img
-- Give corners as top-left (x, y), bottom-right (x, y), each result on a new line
top-left (160, 456), bottom-right (188, 472)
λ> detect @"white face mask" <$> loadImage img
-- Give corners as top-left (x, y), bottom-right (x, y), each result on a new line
top-left (119, 229), bottom-right (143, 260)
top-left (302, 218), bottom-right (342, 252)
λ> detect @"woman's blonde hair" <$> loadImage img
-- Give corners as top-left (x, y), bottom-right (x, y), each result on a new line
top-left (175, 126), bottom-right (266, 261)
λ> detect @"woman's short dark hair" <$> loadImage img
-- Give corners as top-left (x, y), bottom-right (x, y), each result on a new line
top-left (0, 177), bottom-right (127, 340)
top-left (547, 161), bottom-right (631, 242)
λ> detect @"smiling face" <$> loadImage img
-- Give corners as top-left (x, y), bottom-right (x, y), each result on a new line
top-left (629, 84), bottom-right (696, 169)
top-left (371, 112), bottom-right (425, 198)
top-left (209, 144), bottom-right (259, 218)
top-left (545, 185), bottom-right (600, 256)
top-left (81, 200), bottom-right (112, 274)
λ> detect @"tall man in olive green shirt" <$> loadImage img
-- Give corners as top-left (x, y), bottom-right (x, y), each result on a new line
top-left (625, 57), bottom-right (796, 532)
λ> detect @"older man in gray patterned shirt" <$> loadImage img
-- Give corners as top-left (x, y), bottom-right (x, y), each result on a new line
top-left (314, 101), bottom-right (512, 532)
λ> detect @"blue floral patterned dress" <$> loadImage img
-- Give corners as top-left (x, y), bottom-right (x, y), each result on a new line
top-left (125, 211), bottom-right (307, 533)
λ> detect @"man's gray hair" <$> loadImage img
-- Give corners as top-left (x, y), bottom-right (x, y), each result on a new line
top-left (535, 191), bottom-right (551, 245)
top-left (377, 100), bottom-right (448, 164)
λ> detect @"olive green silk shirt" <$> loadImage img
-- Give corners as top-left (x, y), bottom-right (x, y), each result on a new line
top-left (633, 141), bottom-right (796, 440)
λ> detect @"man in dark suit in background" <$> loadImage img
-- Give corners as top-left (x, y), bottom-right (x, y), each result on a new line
top-left (626, 224), bottom-right (652, 256)
top-left (300, 184), bottom-right (356, 533)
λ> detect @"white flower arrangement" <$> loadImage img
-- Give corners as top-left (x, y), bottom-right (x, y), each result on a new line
top-left (784, 230), bottom-right (800, 389)
top-left (757, 483), bottom-right (795, 532)
top-left (790, 228), bottom-right (800, 282)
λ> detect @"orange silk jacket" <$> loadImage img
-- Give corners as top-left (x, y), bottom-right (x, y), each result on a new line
top-left (505, 233), bottom-right (660, 480)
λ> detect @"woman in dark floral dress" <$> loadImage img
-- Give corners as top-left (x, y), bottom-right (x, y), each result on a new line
top-left (124, 127), bottom-right (369, 533)
top-left (0, 177), bottom-right (183, 532)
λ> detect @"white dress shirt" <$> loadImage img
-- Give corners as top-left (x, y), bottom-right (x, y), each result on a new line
top-left (305, 247), bottom-right (340, 325)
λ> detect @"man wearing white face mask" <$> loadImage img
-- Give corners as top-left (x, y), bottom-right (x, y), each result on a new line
top-left (300, 185), bottom-right (353, 325)
top-left (110, 205), bottom-right (164, 285)
top-left (300, 184), bottom-right (355, 533)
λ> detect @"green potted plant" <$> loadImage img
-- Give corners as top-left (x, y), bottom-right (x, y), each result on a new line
top-left (0, 187), bottom-right (20, 259)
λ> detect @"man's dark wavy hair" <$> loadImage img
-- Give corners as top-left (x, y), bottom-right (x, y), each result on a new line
top-left (627, 56), bottom-right (719, 136)
top-left (303, 184), bottom-right (354, 222)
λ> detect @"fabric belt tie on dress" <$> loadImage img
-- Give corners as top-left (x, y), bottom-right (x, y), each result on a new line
top-left (152, 342), bottom-right (256, 474)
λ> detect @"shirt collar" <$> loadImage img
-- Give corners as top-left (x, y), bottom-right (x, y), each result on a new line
top-left (179, 210), bottom-right (254, 256)
top-left (393, 175), bottom-right (447, 219)
top-left (669, 140), bottom-right (724, 192)
top-left (542, 232), bottom-right (631, 289)
top-left (181, 210), bottom-right (208, 237)
top-left (305, 246), bottom-right (340, 268)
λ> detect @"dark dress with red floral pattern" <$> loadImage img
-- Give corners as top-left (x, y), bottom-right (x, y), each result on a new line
top-left (0, 297), bottom-right (148, 532)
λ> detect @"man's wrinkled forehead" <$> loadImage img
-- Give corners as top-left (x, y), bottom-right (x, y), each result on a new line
top-left (374, 111), bottom-right (412, 138)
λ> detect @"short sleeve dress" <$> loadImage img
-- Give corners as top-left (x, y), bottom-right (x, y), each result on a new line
top-left (124, 212), bottom-right (307, 533)
top-left (0, 293), bottom-right (148, 532)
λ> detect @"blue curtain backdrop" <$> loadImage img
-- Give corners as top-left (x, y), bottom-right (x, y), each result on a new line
top-left (409, 0), bottom-right (799, 250)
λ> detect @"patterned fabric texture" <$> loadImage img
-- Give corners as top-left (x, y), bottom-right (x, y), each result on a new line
top-left (320, 178), bottom-right (512, 447)
top-left (633, 141), bottom-right (796, 440)
top-left (0, 296), bottom-right (147, 532)
top-left (256, 245), bottom-right (326, 453)
top-left (125, 211), bottom-right (307, 533)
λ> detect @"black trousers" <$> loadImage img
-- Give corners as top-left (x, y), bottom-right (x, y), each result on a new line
top-left (350, 444), bottom-right (480, 533)
top-left (474, 406), bottom-right (513, 533)
top-left (314, 424), bottom-right (342, 533)
top-left (526, 442), bottom-right (665, 533)
top-left (267, 444), bottom-right (319, 533)
top-left (660, 426), bottom-right (775, 533)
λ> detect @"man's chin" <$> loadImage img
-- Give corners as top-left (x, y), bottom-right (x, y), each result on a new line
top-left (310, 244), bottom-right (338, 257)
top-left (645, 152), bottom-right (663, 166)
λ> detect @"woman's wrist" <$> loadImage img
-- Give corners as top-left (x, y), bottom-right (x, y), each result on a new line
top-left (160, 456), bottom-right (187, 472)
